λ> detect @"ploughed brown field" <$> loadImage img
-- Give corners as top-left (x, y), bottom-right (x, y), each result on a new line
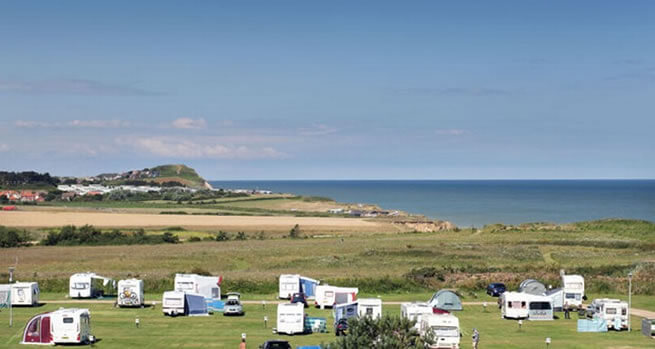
top-left (0, 210), bottom-right (398, 234)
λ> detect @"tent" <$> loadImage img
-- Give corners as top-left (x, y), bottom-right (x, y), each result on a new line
top-left (428, 290), bottom-right (462, 311)
top-left (519, 279), bottom-right (547, 296)
top-left (21, 313), bottom-right (52, 344)
top-left (544, 288), bottom-right (564, 312)
top-left (577, 318), bottom-right (608, 332)
top-left (184, 293), bottom-right (208, 316)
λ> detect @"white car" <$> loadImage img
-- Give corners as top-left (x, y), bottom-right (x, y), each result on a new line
top-left (223, 292), bottom-right (244, 316)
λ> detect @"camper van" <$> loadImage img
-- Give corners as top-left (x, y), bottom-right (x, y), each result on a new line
top-left (419, 314), bottom-right (461, 349)
top-left (278, 274), bottom-right (320, 299)
top-left (561, 273), bottom-right (585, 310)
top-left (50, 308), bottom-right (92, 344)
top-left (401, 302), bottom-right (435, 330)
top-left (10, 282), bottom-right (39, 306)
top-left (21, 308), bottom-right (93, 345)
top-left (588, 298), bottom-right (629, 330)
top-left (69, 273), bottom-right (115, 298)
top-left (500, 292), bottom-right (530, 319)
top-left (527, 295), bottom-right (554, 321)
top-left (276, 303), bottom-right (305, 335)
top-left (358, 298), bottom-right (382, 318)
top-left (117, 279), bottom-right (144, 307)
top-left (314, 285), bottom-right (358, 309)
top-left (162, 291), bottom-right (186, 316)
top-left (174, 273), bottom-right (221, 300)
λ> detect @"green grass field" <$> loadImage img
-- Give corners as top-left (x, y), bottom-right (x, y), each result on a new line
top-left (1, 300), bottom-right (653, 348)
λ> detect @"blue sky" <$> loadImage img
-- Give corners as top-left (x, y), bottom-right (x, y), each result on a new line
top-left (1, 1), bottom-right (653, 179)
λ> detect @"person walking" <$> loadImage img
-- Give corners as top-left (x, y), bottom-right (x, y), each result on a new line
top-left (472, 328), bottom-right (480, 349)
top-left (564, 307), bottom-right (570, 319)
top-left (239, 334), bottom-right (247, 349)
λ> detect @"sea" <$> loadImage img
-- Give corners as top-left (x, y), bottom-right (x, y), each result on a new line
top-left (208, 180), bottom-right (655, 227)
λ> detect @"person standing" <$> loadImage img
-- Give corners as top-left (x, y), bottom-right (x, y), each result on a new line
top-left (564, 307), bottom-right (570, 319)
top-left (239, 333), bottom-right (247, 349)
top-left (472, 328), bottom-right (480, 349)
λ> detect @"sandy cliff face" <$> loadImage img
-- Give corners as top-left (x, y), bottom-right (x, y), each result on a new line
top-left (396, 220), bottom-right (456, 232)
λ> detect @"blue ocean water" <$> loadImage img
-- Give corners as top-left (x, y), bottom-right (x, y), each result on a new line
top-left (208, 180), bottom-right (655, 227)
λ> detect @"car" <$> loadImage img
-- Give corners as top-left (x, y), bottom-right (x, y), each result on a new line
top-left (259, 340), bottom-right (292, 349)
top-left (223, 292), bottom-right (244, 316)
top-left (486, 283), bottom-right (506, 297)
top-left (290, 292), bottom-right (308, 308)
top-left (335, 318), bottom-right (349, 336)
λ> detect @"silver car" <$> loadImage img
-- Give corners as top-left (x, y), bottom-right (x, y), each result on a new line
top-left (223, 292), bottom-right (244, 316)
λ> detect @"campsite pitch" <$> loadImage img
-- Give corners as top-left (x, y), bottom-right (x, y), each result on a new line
top-left (1, 301), bottom-right (654, 348)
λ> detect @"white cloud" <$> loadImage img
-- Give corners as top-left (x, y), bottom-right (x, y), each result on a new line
top-left (117, 136), bottom-right (286, 159)
top-left (171, 117), bottom-right (207, 129)
top-left (298, 124), bottom-right (338, 136)
top-left (0, 144), bottom-right (9, 152)
top-left (14, 119), bottom-right (131, 129)
top-left (435, 129), bottom-right (467, 136)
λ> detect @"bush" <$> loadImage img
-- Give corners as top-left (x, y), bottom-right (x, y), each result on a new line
top-left (289, 224), bottom-right (302, 239)
top-left (215, 231), bottom-right (230, 241)
top-left (42, 225), bottom-right (179, 246)
top-left (332, 315), bottom-right (432, 349)
top-left (0, 226), bottom-right (33, 248)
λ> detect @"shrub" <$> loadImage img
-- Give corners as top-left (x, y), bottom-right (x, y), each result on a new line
top-left (0, 226), bottom-right (33, 248)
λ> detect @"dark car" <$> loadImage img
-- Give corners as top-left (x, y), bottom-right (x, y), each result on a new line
top-left (290, 292), bottom-right (308, 308)
top-left (259, 340), bottom-right (292, 349)
top-left (335, 318), bottom-right (349, 336)
top-left (486, 283), bottom-right (506, 297)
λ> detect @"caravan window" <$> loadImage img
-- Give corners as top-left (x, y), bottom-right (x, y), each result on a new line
top-left (63, 317), bottom-right (74, 324)
top-left (165, 297), bottom-right (183, 306)
top-left (606, 308), bottom-right (617, 315)
top-left (366, 307), bottom-right (374, 315)
top-left (72, 283), bottom-right (89, 290)
top-left (325, 291), bottom-right (334, 298)
top-left (432, 326), bottom-right (459, 337)
top-left (176, 282), bottom-right (194, 291)
top-left (282, 283), bottom-right (296, 291)
top-left (27, 318), bottom-right (40, 335)
top-left (621, 308), bottom-right (627, 316)
top-left (529, 302), bottom-right (552, 310)
top-left (211, 287), bottom-right (219, 298)
top-left (565, 293), bottom-right (581, 301)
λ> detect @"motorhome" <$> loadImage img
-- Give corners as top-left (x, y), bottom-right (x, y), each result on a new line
top-left (10, 282), bottom-right (39, 306)
top-left (334, 301), bottom-right (359, 336)
top-left (401, 302), bottom-right (435, 330)
top-left (162, 291), bottom-right (208, 316)
top-left (174, 273), bottom-right (221, 300)
top-left (561, 272), bottom-right (585, 310)
top-left (276, 302), bottom-right (305, 335)
top-left (588, 298), bottom-right (629, 330)
top-left (117, 279), bottom-right (144, 307)
top-left (314, 285), bottom-right (358, 309)
top-left (527, 295), bottom-right (554, 321)
top-left (419, 314), bottom-right (461, 349)
top-left (500, 292), bottom-right (530, 319)
top-left (21, 308), bottom-right (94, 345)
top-left (69, 273), bottom-right (115, 298)
top-left (358, 298), bottom-right (382, 318)
top-left (50, 308), bottom-right (92, 344)
top-left (278, 274), bottom-right (320, 299)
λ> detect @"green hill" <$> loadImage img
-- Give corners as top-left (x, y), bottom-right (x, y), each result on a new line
top-left (148, 164), bottom-right (209, 188)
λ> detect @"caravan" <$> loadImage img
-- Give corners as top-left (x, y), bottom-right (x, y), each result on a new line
top-left (587, 298), bottom-right (629, 330)
top-left (401, 302), bottom-right (435, 330)
top-left (276, 303), bottom-right (305, 335)
top-left (314, 285), bottom-right (358, 309)
top-left (21, 308), bottom-right (93, 345)
top-left (500, 292), bottom-right (530, 319)
top-left (334, 302), bottom-right (359, 336)
top-left (278, 274), bottom-right (320, 299)
top-left (174, 273), bottom-right (221, 300)
top-left (161, 291), bottom-right (208, 316)
top-left (561, 272), bottom-right (585, 310)
top-left (527, 295), bottom-right (554, 321)
top-left (419, 314), bottom-right (461, 349)
top-left (117, 279), bottom-right (144, 308)
top-left (69, 273), bottom-right (115, 298)
top-left (358, 298), bottom-right (382, 318)
top-left (10, 282), bottom-right (39, 306)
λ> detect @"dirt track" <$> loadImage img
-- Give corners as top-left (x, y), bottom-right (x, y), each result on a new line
top-left (0, 210), bottom-right (384, 230)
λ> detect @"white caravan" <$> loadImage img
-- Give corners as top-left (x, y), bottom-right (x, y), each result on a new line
top-left (588, 298), bottom-right (629, 330)
top-left (174, 273), bottom-right (221, 299)
top-left (500, 292), bottom-right (530, 319)
top-left (50, 308), bottom-right (92, 344)
top-left (162, 291), bottom-right (186, 316)
top-left (10, 282), bottom-right (39, 306)
top-left (276, 302), bottom-right (305, 335)
top-left (527, 295), bottom-right (554, 321)
top-left (401, 302), bottom-right (435, 330)
top-left (561, 272), bottom-right (585, 310)
top-left (314, 285), bottom-right (358, 309)
top-left (279, 274), bottom-right (301, 299)
top-left (69, 273), bottom-right (115, 298)
top-left (358, 298), bottom-right (382, 318)
top-left (117, 279), bottom-right (144, 307)
top-left (420, 314), bottom-right (461, 349)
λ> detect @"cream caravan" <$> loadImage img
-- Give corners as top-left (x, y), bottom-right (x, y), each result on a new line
top-left (10, 282), bottom-right (39, 306)
top-left (174, 273), bottom-right (221, 300)
top-left (117, 279), bottom-right (144, 307)
top-left (69, 273), bottom-right (115, 299)
top-left (419, 314), bottom-right (461, 349)
top-left (276, 303), bottom-right (305, 335)
top-left (401, 302), bottom-right (435, 330)
top-left (500, 292), bottom-right (530, 319)
top-left (314, 285), bottom-right (358, 309)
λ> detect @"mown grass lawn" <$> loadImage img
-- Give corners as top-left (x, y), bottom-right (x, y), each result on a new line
top-left (1, 300), bottom-right (653, 348)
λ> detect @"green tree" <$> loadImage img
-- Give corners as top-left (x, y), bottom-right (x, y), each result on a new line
top-left (330, 315), bottom-right (433, 349)
top-left (289, 224), bottom-right (302, 239)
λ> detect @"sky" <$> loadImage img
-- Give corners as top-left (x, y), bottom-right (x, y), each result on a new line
top-left (0, 1), bottom-right (654, 179)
